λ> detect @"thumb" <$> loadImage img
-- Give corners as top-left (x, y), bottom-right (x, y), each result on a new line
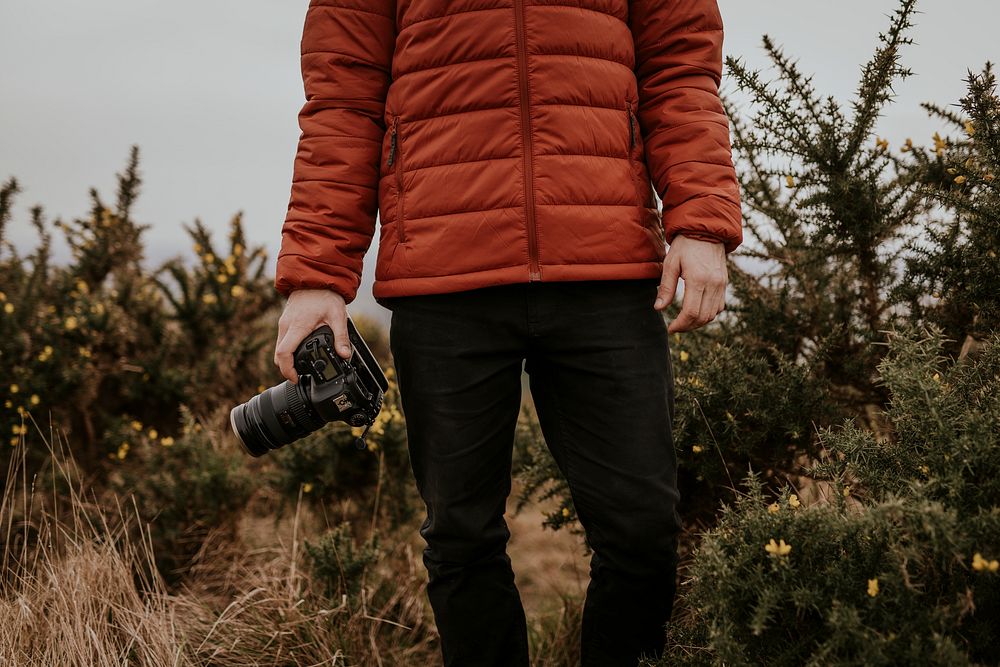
top-left (655, 259), bottom-right (681, 310)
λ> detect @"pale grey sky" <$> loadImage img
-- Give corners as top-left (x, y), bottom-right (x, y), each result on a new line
top-left (1, 1), bottom-right (996, 318)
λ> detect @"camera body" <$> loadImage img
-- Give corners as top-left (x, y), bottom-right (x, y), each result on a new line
top-left (230, 316), bottom-right (389, 457)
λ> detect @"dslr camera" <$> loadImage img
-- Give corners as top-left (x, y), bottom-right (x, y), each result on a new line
top-left (230, 316), bottom-right (389, 457)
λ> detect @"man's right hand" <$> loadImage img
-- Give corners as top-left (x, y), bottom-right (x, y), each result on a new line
top-left (274, 289), bottom-right (351, 384)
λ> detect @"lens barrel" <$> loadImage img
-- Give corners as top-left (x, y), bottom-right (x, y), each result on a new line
top-left (229, 380), bottom-right (325, 457)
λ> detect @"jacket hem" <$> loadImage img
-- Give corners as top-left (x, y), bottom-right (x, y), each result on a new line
top-left (373, 261), bottom-right (664, 307)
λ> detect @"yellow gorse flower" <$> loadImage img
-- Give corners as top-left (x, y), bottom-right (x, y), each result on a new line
top-left (867, 577), bottom-right (879, 597)
top-left (875, 137), bottom-right (888, 151)
top-left (678, 350), bottom-right (690, 362)
top-left (788, 494), bottom-right (801, 509)
top-left (3, 303), bottom-right (13, 314)
top-left (768, 503), bottom-right (780, 514)
top-left (9, 384), bottom-right (19, 394)
top-left (972, 552), bottom-right (1000, 572)
top-left (955, 175), bottom-right (967, 185)
top-left (160, 436), bottom-right (175, 447)
top-left (901, 138), bottom-right (913, 152)
top-left (29, 395), bottom-right (40, 406)
top-left (933, 132), bottom-right (946, 155)
top-left (561, 507), bottom-right (571, 518)
top-left (302, 482), bottom-right (314, 493)
top-left (765, 538), bottom-right (792, 557)
top-left (785, 175), bottom-right (795, 188)
top-left (965, 120), bottom-right (976, 136)
top-left (692, 444), bottom-right (703, 454)
top-left (230, 285), bottom-right (245, 298)
top-left (64, 316), bottom-right (79, 331)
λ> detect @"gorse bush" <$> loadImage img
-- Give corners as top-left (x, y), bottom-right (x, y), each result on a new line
top-left (663, 327), bottom-right (1000, 666)
top-left (648, 1), bottom-right (1000, 662)
top-left (0, 146), bottom-right (417, 589)
top-left (895, 63), bottom-right (1000, 345)
top-left (306, 521), bottom-right (383, 600)
top-left (106, 406), bottom-right (253, 582)
top-left (0, 147), bottom-right (282, 469)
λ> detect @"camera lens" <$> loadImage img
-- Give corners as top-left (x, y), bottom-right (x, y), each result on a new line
top-left (229, 380), bottom-right (325, 457)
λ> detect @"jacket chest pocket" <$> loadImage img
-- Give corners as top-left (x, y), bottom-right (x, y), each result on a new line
top-left (387, 114), bottom-right (408, 243)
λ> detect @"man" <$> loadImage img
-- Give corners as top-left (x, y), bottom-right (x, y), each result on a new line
top-left (273, 0), bottom-right (742, 664)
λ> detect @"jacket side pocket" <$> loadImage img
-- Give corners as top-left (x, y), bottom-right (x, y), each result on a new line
top-left (626, 101), bottom-right (651, 209)
top-left (387, 114), bottom-right (407, 243)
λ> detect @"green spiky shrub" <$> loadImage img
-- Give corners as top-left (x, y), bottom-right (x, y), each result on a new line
top-left (657, 49), bottom-right (1000, 667)
top-left (0, 146), bottom-right (281, 471)
top-left (1, 147), bottom-right (417, 584)
top-left (659, 326), bottom-right (1000, 666)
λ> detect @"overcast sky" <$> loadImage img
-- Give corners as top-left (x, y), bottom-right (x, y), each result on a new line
top-left (1, 1), bottom-right (996, 318)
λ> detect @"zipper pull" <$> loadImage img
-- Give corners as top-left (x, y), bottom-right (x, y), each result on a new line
top-left (387, 116), bottom-right (399, 167)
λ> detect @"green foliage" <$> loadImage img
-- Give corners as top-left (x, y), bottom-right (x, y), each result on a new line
top-left (663, 326), bottom-right (1000, 665)
top-left (665, 476), bottom-right (995, 666)
top-left (305, 521), bottom-right (383, 600)
top-left (0, 146), bottom-right (281, 470)
top-left (0, 148), bottom-right (417, 586)
top-left (722, 0), bottom-right (923, 403)
top-left (894, 64), bottom-right (1000, 344)
top-left (662, 24), bottom-right (1000, 665)
top-left (107, 406), bottom-right (253, 581)
top-left (809, 326), bottom-right (1000, 515)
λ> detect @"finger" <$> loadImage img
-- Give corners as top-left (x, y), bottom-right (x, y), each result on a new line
top-left (328, 309), bottom-right (352, 359)
top-left (698, 282), bottom-right (723, 325)
top-left (655, 258), bottom-right (681, 310)
top-left (275, 323), bottom-right (312, 383)
top-left (668, 283), bottom-right (706, 334)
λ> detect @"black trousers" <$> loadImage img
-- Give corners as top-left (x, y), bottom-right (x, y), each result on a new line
top-left (384, 278), bottom-right (682, 666)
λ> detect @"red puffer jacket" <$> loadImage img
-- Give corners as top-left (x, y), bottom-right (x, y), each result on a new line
top-left (275, 0), bottom-right (743, 305)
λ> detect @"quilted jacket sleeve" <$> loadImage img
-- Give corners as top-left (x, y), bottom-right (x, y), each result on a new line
top-left (274, 0), bottom-right (396, 302)
top-left (629, 0), bottom-right (743, 254)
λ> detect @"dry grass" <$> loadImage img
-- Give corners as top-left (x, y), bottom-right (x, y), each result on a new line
top-left (0, 413), bottom-right (594, 666)
top-left (0, 419), bottom-right (440, 666)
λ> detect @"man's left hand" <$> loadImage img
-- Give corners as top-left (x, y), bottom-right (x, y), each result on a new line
top-left (653, 235), bottom-right (728, 333)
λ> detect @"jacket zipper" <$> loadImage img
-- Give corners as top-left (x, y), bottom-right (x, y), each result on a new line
top-left (514, 0), bottom-right (540, 281)
top-left (387, 115), bottom-right (406, 243)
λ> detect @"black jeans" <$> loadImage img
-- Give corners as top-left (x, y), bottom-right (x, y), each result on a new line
top-left (384, 278), bottom-right (681, 667)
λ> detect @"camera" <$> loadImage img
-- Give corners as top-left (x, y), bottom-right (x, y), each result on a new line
top-left (230, 316), bottom-right (389, 457)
